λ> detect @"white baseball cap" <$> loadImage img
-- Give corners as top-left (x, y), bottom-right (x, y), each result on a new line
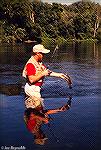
top-left (33, 44), bottom-right (50, 53)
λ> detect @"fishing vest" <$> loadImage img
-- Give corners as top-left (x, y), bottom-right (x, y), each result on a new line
top-left (22, 56), bottom-right (46, 86)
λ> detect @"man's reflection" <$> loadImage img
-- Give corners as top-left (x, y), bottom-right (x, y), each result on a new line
top-left (24, 98), bottom-right (71, 145)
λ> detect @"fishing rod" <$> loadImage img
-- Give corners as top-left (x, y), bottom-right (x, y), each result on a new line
top-left (47, 45), bottom-right (72, 89)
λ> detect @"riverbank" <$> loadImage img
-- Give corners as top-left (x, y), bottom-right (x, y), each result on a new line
top-left (0, 37), bottom-right (99, 52)
top-left (42, 37), bottom-right (98, 48)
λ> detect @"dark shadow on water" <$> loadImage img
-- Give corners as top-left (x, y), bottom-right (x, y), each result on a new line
top-left (0, 84), bottom-right (22, 95)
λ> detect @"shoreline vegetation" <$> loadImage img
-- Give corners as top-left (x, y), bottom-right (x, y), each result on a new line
top-left (0, 0), bottom-right (101, 46)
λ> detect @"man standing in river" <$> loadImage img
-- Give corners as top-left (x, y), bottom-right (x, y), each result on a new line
top-left (22, 44), bottom-right (72, 109)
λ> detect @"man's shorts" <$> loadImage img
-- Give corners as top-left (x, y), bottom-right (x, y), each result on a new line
top-left (24, 83), bottom-right (44, 108)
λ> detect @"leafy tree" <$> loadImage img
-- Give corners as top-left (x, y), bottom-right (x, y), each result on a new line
top-left (0, 0), bottom-right (101, 43)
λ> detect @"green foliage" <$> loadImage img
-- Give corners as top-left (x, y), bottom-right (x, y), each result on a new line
top-left (14, 28), bottom-right (26, 42)
top-left (42, 32), bottom-right (56, 49)
top-left (0, 0), bottom-right (101, 44)
top-left (56, 36), bottom-right (67, 46)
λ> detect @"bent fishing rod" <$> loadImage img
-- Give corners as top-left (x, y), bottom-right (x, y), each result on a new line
top-left (47, 45), bottom-right (72, 89)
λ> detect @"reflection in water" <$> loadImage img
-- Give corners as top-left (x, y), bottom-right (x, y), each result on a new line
top-left (0, 83), bottom-right (22, 95)
top-left (0, 43), bottom-right (100, 149)
top-left (24, 97), bottom-right (72, 145)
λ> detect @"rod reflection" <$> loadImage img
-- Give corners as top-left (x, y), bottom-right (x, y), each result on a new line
top-left (24, 97), bottom-right (72, 145)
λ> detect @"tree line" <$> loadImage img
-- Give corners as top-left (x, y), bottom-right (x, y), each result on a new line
top-left (0, 0), bottom-right (101, 44)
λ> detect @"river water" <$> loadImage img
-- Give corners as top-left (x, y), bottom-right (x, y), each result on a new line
top-left (0, 42), bottom-right (101, 150)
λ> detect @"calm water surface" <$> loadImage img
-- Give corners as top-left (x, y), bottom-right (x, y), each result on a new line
top-left (0, 42), bottom-right (101, 150)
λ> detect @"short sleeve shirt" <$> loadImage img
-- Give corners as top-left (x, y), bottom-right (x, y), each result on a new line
top-left (26, 63), bottom-right (46, 86)
top-left (26, 63), bottom-right (36, 76)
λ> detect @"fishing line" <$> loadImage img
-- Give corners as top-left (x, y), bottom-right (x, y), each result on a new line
top-left (46, 96), bottom-right (72, 143)
top-left (47, 44), bottom-right (59, 69)
top-left (46, 45), bottom-right (72, 98)
top-left (47, 122), bottom-right (60, 143)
